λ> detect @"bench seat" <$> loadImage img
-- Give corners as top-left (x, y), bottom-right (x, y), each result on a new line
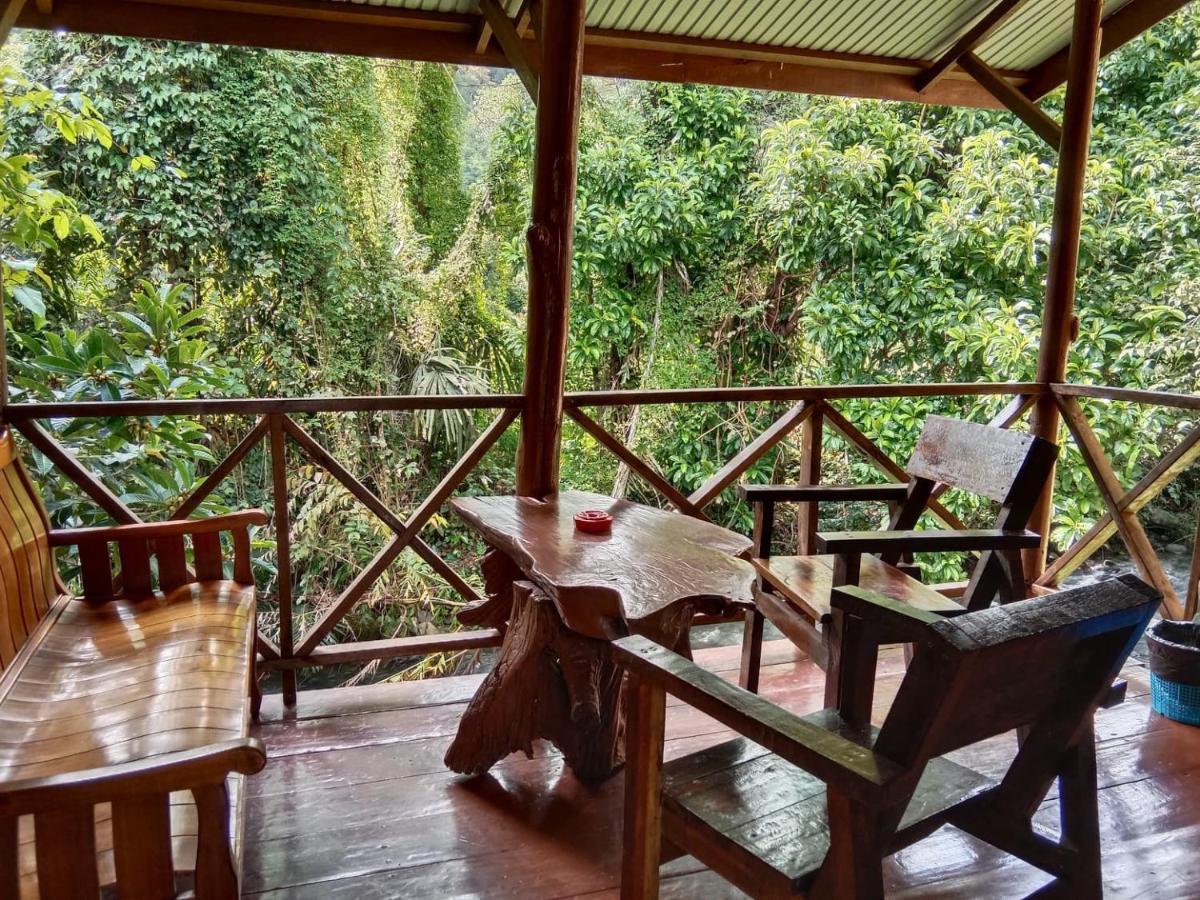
top-left (0, 582), bottom-right (255, 781)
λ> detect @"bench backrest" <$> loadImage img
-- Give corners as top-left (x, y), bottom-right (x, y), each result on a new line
top-left (872, 575), bottom-right (1158, 808)
top-left (0, 428), bottom-right (65, 671)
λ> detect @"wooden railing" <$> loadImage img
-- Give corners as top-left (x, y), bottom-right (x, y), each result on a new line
top-left (6, 380), bottom-right (1198, 704)
top-left (7, 394), bottom-right (522, 706)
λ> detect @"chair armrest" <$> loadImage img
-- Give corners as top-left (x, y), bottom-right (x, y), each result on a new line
top-left (613, 635), bottom-right (905, 803)
top-left (49, 510), bottom-right (269, 547)
top-left (816, 528), bottom-right (1040, 555)
top-left (0, 738), bottom-right (266, 817)
top-left (831, 585), bottom-right (964, 644)
top-left (738, 483), bottom-right (910, 504)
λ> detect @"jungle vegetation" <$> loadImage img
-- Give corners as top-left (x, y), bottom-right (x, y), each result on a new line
top-left (2, 13), bottom-right (1198, 680)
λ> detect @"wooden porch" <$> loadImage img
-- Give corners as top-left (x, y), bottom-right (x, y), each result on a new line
top-left (245, 638), bottom-right (1200, 899)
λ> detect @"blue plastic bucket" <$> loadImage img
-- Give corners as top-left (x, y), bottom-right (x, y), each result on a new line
top-left (1147, 620), bottom-right (1200, 727)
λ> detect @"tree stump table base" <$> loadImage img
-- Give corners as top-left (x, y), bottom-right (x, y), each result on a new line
top-left (445, 581), bottom-right (631, 782)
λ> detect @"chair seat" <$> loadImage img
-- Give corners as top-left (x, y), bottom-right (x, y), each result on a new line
top-left (753, 554), bottom-right (962, 624)
top-left (0, 580), bottom-right (255, 784)
top-left (661, 711), bottom-right (994, 896)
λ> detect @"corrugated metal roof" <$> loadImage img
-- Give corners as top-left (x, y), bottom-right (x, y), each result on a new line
top-left (332, 0), bottom-right (1136, 71)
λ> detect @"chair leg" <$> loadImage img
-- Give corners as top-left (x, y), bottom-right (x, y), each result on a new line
top-left (811, 792), bottom-right (885, 900)
top-left (1058, 725), bottom-right (1103, 895)
top-left (622, 675), bottom-right (666, 900)
top-left (739, 607), bottom-right (765, 693)
top-left (1, 815), bottom-right (18, 900)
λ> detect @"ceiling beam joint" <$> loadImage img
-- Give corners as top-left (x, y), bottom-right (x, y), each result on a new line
top-left (917, 0), bottom-right (1032, 93)
top-left (961, 52), bottom-right (1062, 150)
top-left (478, 0), bottom-right (538, 101)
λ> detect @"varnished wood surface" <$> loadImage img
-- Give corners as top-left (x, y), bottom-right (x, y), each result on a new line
top-left (452, 491), bottom-right (755, 638)
top-left (244, 637), bottom-right (1200, 898)
top-left (0, 581), bottom-right (255, 781)
top-left (2, 581), bottom-right (257, 897)
top-left (755, 555), bottom-right (961, 623)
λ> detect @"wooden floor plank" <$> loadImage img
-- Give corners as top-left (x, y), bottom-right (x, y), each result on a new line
top-left (244, 639), bottom-right (1200, 899)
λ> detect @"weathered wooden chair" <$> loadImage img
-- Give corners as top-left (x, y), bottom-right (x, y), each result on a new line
top-left (739, 415), bottom-right (1058, 700)
top-left (0, 428), bottom-right (267, 898)
top-left (616, 574), bottom-right (1159, 899)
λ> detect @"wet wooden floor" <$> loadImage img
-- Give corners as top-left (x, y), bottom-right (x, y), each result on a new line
top-left (246, 638), bottom-right (1200, 898)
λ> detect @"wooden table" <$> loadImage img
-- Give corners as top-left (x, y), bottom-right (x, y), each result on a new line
top-left (443, 490), bottom-right (756, 782)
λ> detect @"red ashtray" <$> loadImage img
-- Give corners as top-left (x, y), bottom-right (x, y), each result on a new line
top-left (574, 509), bottom-right (613, 534)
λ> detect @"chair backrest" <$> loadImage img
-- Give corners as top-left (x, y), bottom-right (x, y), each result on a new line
top-left (905, 415), bottom-right (1055, 509)
top-left (872, 575), bottom-right (1158, 803)
top-left (0, 428), bottom-right (66, 671)
top-left (886, 415), bottom-right (1058, 608)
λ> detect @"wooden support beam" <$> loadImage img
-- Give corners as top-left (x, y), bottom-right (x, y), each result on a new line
top-left (796, 402), bottom-right (825, 556)
top-left (960, 52), bottom-right (1062, 149)
top-left (1187, 507), bottom-right (1199, 620)
top-left (515, 0), bottom-right (585, 498)
top-left (1026, 0), bottom-right (1103, 582)
top-left (1057, 396), bottom-right (1183, 618)
top-left (917, 0), bottom-right (1031, 93)
top-left (259, 630), bottom-right (502, 670)
top-left (0, 0), bottom-right (27, 46)
top-left (1024, 0), bottom-right (1191, 100)
top-left (15, 419), bottom-right (141, 524)
top-left (1039, 423), bottom-right (1200, 586)
top-left (17, 1), bottom-right (1006, 110)
top-left (268, 414), bottom-right (297, 706)
top-left (478, 0), bottom-right (538, 100)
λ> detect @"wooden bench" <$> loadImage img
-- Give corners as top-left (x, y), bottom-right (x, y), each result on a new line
top-left (0, 429), bottom-right (267, 899)
top-left (739, 415), bottom-right (1058, 701)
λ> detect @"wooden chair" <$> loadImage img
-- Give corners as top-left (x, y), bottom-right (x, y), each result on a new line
top-left (738, 415), bottom-right (1058, 700)
top-left (0, 428), bottom-right (267, 898)
top-left (616, 574), bottom-right (1160, 899)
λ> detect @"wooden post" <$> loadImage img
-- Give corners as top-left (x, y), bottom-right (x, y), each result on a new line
top-left (1186, 506), bottom-right (1199, 620)
top-left (515, 0), bottom-right (585, 499)
top-left (796, 403), bottom-right (824, 555)
top-left (1025, 0), bottom-right (1103, 581)
top-left (0, 263), bottom-right (7, 426)
top-left (268, 414), bottom-right (297, 706)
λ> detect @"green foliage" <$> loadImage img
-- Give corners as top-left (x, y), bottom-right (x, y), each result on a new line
top-left (11, 279), bottom-right (242, 522)
top-left (8, 7), bottom-right (1200, 671)
top-left (407, 63), bottom-right (468, 260)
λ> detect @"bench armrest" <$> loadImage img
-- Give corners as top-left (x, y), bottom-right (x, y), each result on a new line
top-left (816, 528), bottom-right (1040, 555)
top-left (0, 738), bottom-right (266, 817)
top-left (613, 635), bottom-right (905, 803)
top-left (739, 483), bottom-right (909, 504)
